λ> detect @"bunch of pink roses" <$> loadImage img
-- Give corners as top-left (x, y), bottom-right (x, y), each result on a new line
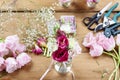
top-left (52, 30), bottom-right (81, 62)
top-left (83, 32), bottom-right (115, 57)
top-left (83, 32), bottom-right (120, 79)
top-left (52, 30), bottom-right (69, 62)
top-left (0, 35), bottom-right (31, 73)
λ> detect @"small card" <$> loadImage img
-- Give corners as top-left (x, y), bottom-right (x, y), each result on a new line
top-left (60, 16), bottom-right (76, 34)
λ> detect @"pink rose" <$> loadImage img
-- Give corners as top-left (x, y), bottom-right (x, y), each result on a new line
top-left (16, 53), bottom-right (31, 68)
top-left (57, 35), bottom-right (69, 49)
top-left (83, 32), bottom-right (96, 48)
top-left (52, 48), bottom-right (69, 62)
top-left (57, 30), bottom-right (66, 37)
top-left (0, 43), bottom-right (9, 57)
top-left (37, 38), bottom-right (47, 48)
top-left (32, 44), bottom-right (43, 55)
top-left (90, 43), bottom-right (103, 57)
top-left (116, 34), bottom-right (120, 46)
top-left (5, 57), bottom-right (18, 73)
top-left (96, 33), bottom-right (115, 51)
top-left (5, 35), bottom-right (26, 57)
top-left (0, 57), bottom-right (5, 71)
top-left (5, 35), bottom-right (19, 56)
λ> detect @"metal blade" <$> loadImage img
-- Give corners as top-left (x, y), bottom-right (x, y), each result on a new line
top-left (94, 23), bottom-right (103, 32)
top-left (99, 2), bottom-right (112, 15)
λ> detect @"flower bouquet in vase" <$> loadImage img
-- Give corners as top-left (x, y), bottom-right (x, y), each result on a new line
top-left (40, 16), bottom-right (81, 80)
top-left (52, 29), bottom-right (81, 75)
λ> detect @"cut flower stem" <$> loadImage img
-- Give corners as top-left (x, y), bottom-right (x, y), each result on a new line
top-left (103, 51), bottom-right (117, 60)
top-left (103, 49), bottom-right (120, 80)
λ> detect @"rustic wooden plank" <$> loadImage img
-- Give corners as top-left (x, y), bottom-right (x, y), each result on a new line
top-left (0, 0), bottom-right (120, 11)
top-left (0, 12), bottom-right (116, 80)
top-left (1, 54), bottom-right (114, 80)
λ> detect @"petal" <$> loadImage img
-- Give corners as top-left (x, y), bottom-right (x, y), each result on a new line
top-left (83, 32), bottom-right (96, 48)
top-left (90, 43), bottom-right (103, 57)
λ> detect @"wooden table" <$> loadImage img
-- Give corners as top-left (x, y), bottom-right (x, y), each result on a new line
top-left (0, 0), bottom-right (119, 80)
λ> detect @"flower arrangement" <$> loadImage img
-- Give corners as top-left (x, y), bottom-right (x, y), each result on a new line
top-left (0, 35), bottom-right (31, 74)
top-left (52, 29), bottom-right (81, 74)
top-left (39, 15), bottom-right (81, 80)
top-left (52, 30), bottom-right (81, 61)
top-left (32, 16), bottom-right (80, 58)
top-left (83, 32), bottom-right (120, 80)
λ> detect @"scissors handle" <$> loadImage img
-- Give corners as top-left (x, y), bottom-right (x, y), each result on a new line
top-left (83, 13), bottom-right (98, 26)
top-left (105, 3), bottom-right (119, 17)
top-left (111, 23), bottom-right (120, 36)
top-left (83, 13), bottom-right (100, 30)
top-left (113, 12), bottom-right (120, 22)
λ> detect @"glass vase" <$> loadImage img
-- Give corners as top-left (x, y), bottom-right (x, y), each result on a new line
top-left (54, 57), bottom-right (72, 74)
top-left (59, 0), bottom-right (72, 7)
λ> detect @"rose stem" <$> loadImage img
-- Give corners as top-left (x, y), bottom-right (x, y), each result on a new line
top-left (59, 62), bottom-right (63, 72)
top-left (43, 48), bottom-right (47, 56)
top-left (113, 49), bottom-right (119, 60)
top-left (103, 51), bottom-right (117, 60)
top-left (109, 57), bottom-right (119, 80)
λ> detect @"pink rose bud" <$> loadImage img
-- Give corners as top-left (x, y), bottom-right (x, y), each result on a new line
top-left (0, 43), bottom-right (9, 57)
top-left (90, 43), bottom-right (103, 57)
top-left (116, 34), bottom-right (120, 46)
top-left (37, 38), bottom-right (47, 48)
top-left (32, 44), bottom-right (43, 55)
top-left (16, 53), bottom-right (31, 68)
top-left (0, 57), bottom-right (5, 71)
top-left (57, 35), bottom-right (69, 49)
top-left (83, 32), bottom-right (96, 48)
top-left (96, 32), bottom-right (115, 51)
top-left (5, 57), bottom-right (18, 73)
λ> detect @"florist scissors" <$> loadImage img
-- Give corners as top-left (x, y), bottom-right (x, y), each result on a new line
top-left (94, 3), bottom-right (120, 32)
top-left (83, 2), bottom-right (112, 30)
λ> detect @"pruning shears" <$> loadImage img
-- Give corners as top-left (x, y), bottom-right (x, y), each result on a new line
top-left (94, 3), bottom-right (120, 32)
top-left (104, 23), bottom-right (120, 38)
top-left (83, 2), bottom-right (112, 30)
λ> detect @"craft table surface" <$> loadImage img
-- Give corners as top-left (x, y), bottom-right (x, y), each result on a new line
top-left (0, 0), bottom-right (119, 80)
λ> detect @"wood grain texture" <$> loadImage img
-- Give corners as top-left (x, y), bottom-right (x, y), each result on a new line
top-left (0, 12), bottom-right (115, 80)
top-left (0, 54), bottom-right (114, 80)
top-left (0, 0), bottom-right (119, 11)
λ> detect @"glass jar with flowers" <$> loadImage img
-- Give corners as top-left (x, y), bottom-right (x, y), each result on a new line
top-left (52, 30), bottom-right (81, 74)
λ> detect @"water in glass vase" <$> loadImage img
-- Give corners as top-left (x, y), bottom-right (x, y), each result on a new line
top-left (54, 58), bottom-right (72, 74)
